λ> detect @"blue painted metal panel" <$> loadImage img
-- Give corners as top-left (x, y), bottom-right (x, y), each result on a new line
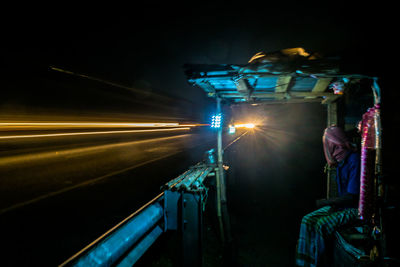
top-left (253, 77), bottom-right (278, 91)
top-left (164, 190), bottom-right (180, 231)
top-left (116, 226), bottom-right (163, 267)
top-left (291, 77), bottom-right (317, 92)
top-left (71, 203), bottom-right (163, 267)
top-left (209, 79), bottom-right (236, 89)
top-left (246, 77), bottom-right (257, 88)
top-left (182, 192), bottom-right (203, 267)
top-left (205, 71), bottom-right (230, 76)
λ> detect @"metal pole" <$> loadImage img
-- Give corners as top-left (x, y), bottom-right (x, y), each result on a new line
top-left (215, 167), bottom-right (225, 243)
top-left (215, 97), bottom-right (225, 243)
top-left (216, 98), bottom-right (226, 202)
top-left (216, 97), bottom-right (232, 244)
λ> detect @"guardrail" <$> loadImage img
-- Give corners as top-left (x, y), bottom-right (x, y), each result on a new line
top-left (60, 149), bottom-right (217, 267)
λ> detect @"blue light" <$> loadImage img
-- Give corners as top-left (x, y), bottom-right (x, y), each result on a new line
top-left (211, 114), bottom-right (222, 128)
top-left (228, 125), bottom-right (236, 134)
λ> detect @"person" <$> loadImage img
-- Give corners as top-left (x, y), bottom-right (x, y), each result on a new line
top-left (295, 125), bottom-right (360, 267)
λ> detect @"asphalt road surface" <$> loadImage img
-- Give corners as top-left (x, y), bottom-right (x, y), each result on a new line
top-left (0, 123), bottom-right (219, 266)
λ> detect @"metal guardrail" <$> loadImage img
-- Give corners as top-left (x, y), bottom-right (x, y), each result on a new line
top-left (60, 149), bottom-right (217, 267)
top-left (164, 163), bottom-right (214, 192)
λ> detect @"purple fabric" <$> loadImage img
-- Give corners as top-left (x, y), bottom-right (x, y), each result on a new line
top-left (322, 126), bottom-right (352, 166)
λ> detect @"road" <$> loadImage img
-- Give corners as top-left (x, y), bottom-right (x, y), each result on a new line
top-left (0, 122), bottom-right (218, 266)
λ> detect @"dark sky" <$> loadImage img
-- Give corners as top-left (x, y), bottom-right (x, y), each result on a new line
top-left (1, 4), bottom-right (392, 119)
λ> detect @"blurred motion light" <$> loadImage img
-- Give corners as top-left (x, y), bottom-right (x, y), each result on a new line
top-left (228, 125), bottom-right (236, 134)
top-left (234, 123), bottom-right (255, 129)
top-left (211, 114), bottom-right (222, 128)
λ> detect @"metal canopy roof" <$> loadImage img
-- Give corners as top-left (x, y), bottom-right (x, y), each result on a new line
top-left (184, 50), bottom-right (372, 105)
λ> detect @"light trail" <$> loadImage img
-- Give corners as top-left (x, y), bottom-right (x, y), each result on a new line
top-left (224, 131), bottom-right (249, 150)
top-left (49, 66), bottom-right (173, 103)
top-left (0, 133), bottom-right (216, 215)
top-left (0, 127), bottom-right (191, 140)
top-left (0, 134), bottom-right (191, 167)
top-left (0, 122), bottom-right (181, 127)
top-left (234, 123), bottom-right (255, 129)
top-left (0, 150), bottom-right (183, 215)
top-left (0, 122), bottom-right (189, 129)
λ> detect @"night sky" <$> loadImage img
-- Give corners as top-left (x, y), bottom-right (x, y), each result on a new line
top-left (2, 4), bottom-right (391, 111)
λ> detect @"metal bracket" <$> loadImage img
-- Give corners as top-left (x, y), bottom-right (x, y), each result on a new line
top-left (182, 192), bottom-right (203, 267)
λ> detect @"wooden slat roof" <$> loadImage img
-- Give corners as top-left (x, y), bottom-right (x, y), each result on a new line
top-left (184, 55), bottom-right (372, 105)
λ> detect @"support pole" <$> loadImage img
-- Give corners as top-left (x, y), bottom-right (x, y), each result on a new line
top-left (217, 98), bottom-right (226, 203)
top-left (326, 102), bottom-right (338, 199)
top-left (327, 102), bottom-right (338, 128)
top-left (215, 167), bottom-right (225, 243)
top-left (216, 97), bottom-right (232, 244)
top-left (215, 98), bottom-right (225, 243)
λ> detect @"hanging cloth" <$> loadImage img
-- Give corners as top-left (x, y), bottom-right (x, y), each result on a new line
top-left (358, 105), bottom-right (379, 221)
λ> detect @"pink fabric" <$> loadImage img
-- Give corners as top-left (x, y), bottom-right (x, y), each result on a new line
top-left (323, 126), bottom-right (352, 166)
top-left (358, 105), bottom-right (378, 220)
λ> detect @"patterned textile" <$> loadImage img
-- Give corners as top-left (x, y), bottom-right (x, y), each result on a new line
top-left (296, 206), bottom-right (358, 267)
top-left (323, 126), bottom-right (353, 167)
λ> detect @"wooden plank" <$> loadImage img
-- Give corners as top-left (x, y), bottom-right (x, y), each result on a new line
top-left (312, 78), bottom-right (332, 92)
top-left (327, 102), bottom-right (338, 126)
top-left (235, 92), bottom-right (335, 98)
top-left (274, 75), bottom-right (292, 100)
top-left (274, 76), bottom-right (292, 99)
top-left (196, 80), bottom-right (216, 93)
top-left (326, 101), bottom-right (338, 199)
top-left (321, 95), bottom-right (341, 104)
top-left (230, 98), bottom-right (323, 106)
top-left (219, 92), bottom-right (338, 103)
top-left (234, 79), bottom-right (251, 95)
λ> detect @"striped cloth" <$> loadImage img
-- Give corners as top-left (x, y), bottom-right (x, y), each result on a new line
top-left (295, 206), bottom-right (358, 267)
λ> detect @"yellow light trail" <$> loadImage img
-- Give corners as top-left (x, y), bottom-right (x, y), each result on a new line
top-left (0, 134), bottom-right (191, 167)
top-left (0, 146), bottom-right (187, 215)
top-left (0, 122), bottom-right (182, 128)
top-left (0, 127), bottom-right (191, 140)
top-left (234, 123), bottom-right (255, 129)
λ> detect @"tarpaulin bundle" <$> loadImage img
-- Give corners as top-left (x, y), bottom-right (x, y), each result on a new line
top-left (246, 47), bottom-right (339, 75)
top-left (358, 105), bottom-right (379, 221)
